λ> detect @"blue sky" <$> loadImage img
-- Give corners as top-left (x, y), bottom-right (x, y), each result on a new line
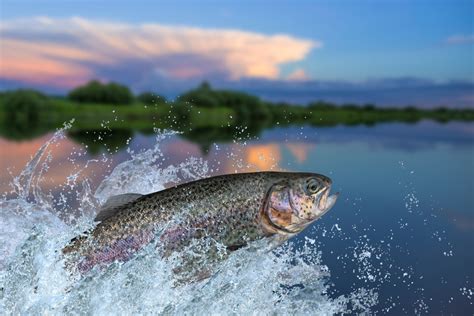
top-left (1, 0), bottom-right (473, 106)
top-left (2, 0), bottom-right (472, 81)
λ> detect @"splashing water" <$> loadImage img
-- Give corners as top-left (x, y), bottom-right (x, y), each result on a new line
top-left (0, 127), bottom-right (377, 315)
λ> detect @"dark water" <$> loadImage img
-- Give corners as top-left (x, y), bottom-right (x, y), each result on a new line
top-left (1, 120), bottom-right (473, 314)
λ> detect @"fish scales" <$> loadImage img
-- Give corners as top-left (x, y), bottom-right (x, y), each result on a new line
top-left (63, 172), bottom-right (338, 274)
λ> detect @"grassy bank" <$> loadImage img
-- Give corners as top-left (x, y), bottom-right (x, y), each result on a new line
top-left (0, 85), bottom-right (473, 153)
top-left (45, 98), bottom-right (236, 129)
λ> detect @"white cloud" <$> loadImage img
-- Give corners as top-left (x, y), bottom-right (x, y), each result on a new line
top-left (445, 34), bottom-right (474, 45)
top-left (0, 17), bottom-right (319, 88)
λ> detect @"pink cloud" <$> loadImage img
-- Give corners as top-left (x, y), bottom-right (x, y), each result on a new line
top-left (0, 17), bottom-right (318, 88)
top-left (287, 68), bottom-right (311, 81)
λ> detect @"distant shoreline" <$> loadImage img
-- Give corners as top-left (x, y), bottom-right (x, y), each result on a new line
top-left (0, 84), bottom-right (473, 150)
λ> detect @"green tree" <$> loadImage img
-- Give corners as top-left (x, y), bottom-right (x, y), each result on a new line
top-left (178, 82), bottom-right (269, 122)
top-left (0, 89), bottom-right (49, 140)
top-left (68, 80), bottom-right (133, 105)
top-left (308, 101), bottom-right (336, 111)
top-left (363, 104), bottom-right (376, 111)
top-left (177, 82), bottom-right (219, 108)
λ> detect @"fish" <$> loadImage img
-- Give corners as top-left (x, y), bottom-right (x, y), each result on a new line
top-left (63, 172), bottom-right (338, 277)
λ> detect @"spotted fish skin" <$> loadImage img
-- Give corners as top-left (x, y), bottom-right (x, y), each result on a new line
top-left (63, 172), bottom-right (337, 273)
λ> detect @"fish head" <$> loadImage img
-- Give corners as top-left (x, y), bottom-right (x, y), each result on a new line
top-left (262, 173), bottom-right (338, 235)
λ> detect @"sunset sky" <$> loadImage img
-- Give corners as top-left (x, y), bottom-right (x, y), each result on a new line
top-left (1, 0), bottom-right (473, 107)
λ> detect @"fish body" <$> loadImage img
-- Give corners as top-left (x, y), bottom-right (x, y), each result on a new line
top-left (63, 172), bottom-right (338, 274)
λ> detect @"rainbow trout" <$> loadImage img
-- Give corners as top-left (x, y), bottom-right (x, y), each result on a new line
top-left (63, 172), bottom-right (338, 275)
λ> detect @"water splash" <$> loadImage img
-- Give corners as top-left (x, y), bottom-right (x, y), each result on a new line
top-left (0, 129), bottom-right (377, 315)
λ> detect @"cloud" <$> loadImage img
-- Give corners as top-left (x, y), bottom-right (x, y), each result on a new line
top-left (445, 34), bottom-right (474, 45)
top-left (0, 17), bottom-right (317, 89)
top-left (286, 68), bottom-right (310, 81)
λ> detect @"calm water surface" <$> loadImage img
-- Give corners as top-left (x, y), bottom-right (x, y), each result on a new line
top-left (1, 120), bottom-right (473, 314)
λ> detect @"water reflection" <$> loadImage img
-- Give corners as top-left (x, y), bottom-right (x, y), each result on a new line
top-left (0, 136), bottom-right (109, 194)
top-left (243, 144), bottom-right (281, 170)
top-left (441, 209), bottom-right (474, 232)
top-left (263, 121), bottom-right (474, 151)
top-left (2, 122), bottom-right (472, 196)
top-left (286, 143), bottom-right (314, 163)
top-left (67, 129), bottom-right (133, 155)
top-left (1, 121), bottom-right (473, 314)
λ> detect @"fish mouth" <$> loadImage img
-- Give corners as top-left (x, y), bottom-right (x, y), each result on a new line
top-left (317, 187), bottom-right (339, 217)
top-left (323, 191), bottom-right (339, 213)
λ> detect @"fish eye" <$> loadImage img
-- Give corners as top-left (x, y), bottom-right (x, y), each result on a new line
top-left (306, 178), bottom-right (321, 194)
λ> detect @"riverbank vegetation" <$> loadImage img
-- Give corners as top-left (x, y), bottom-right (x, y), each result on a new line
top-left (1, 80), bottom-right (473, 152)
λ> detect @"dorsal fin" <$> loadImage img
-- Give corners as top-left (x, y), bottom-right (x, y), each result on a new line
top-left (94, 193), bottom-right (143, 222)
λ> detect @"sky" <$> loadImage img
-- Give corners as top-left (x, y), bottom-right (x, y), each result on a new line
top-left (1, 0), bottom-right (473, 107)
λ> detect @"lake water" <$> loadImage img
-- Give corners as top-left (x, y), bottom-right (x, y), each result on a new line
top-left (1, 120), bottom-right (473, 314)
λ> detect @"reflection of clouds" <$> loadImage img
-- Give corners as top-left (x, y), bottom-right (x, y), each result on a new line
top-left (0, 136), bottom-right (106, 194)
top-left (0, 17), bottom-right (316, 89)
top-left (286, 143), bottom-right (314, 163)
top-left (441, 209), bottom-right (474, 232)
top-left (163, 140), bottom-right (283, 173)
top-left (161, 139), bottom-right (203, 159)
top-left (2, 122), bottom-right (471, 198)
top-left (161, 139), bottom-right (284, 174)
top-left (118, 136), bottom-right (285, 183)
top-left (261, 122), bottom-right (474, 153)
top-left (0, 136), bottom-right (55, 189)
top-left (453, 123), bottom-right (474, 135)
top-left (245, 144), bottom-right (281, 171)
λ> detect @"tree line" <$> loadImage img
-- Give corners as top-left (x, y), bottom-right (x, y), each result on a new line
top-left (1, 79), bottom-right (473, 130)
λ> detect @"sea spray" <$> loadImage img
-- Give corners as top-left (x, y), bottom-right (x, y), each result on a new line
top-left (0, 127), bottom-right (377, 315)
